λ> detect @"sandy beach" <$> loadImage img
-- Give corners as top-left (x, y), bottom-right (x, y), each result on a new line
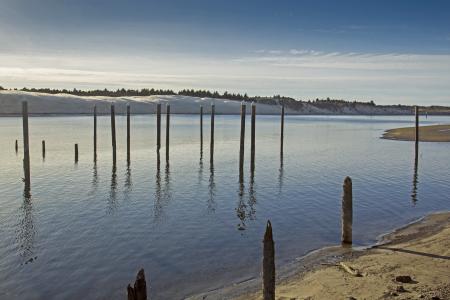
top-left (382, 124), bottom-right (450, 142)
top-left (232, 212), bottom-right (450, 300)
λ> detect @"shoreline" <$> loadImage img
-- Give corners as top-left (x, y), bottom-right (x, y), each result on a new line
top-left (381, 124), bottom-right (450, 142)
top-left (189, 211), bottom-right (450, 299)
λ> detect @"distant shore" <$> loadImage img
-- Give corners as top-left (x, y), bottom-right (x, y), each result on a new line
top-left (190, 212), bottom-right (450, 299)
top-left (382, 124), bottom-right (450, 142)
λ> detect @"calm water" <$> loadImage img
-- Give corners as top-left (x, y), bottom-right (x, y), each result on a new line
top-left (0, 114), bottom-right (449, 299)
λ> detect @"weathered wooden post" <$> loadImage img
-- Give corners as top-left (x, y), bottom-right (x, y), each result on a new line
top-left (342, 176), bottom-right (353, 244)
top-left (42, 140), bottom-right (46, 159)
top-left (280, 104), bottom-right (285, 155)
top-left (127, 268), bottom-right (147, 300)
top-left (251, 102), bottom-right (256, 173)
top-left (200, 105), bottom-right (203, 155)
top-left (93, 105), bottom-right (97, 162)
top-left (111, 104), bottom-right (116, 164)
top-left (127, 103), bottom-right (131, 165)
top-left (415, 106), bottom-right (419, 146)
top-left (263, 220), bottom-right (275, 300)
top-left (75, 144), bottom-right (79, 163)
top-left (210, 104), bottom-right (215, 164)
top-left (15, 139), bottom-right (18, 153)
top-left (239, 103), bottom-right (246, 180)
top-left (166, 104), bottom-right (170, 162)
top-left (22, 101), bottom-right (31, 189)
top-left (156, 103), bottom-right (161, 152)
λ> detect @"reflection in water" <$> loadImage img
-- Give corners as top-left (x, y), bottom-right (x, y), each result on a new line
top-left (91, 163), bottom-right (98, 189)
top-left (411, 146), bottom-right (419, 204)
top-left (208, 163), bottom-right (216, 213)
top-left (108, 165), bottom-right (117, 213)
top-left (124, 165), bottom-right (133, 198)
top-left (278, 153), bottom-right (284, 192)
top-left (236, 181), bottom-right (247, 230)
top-left (248, 173), bottom-right (256, 220)
top-left (17, 189), bottom-right (36, 263)
top-left (154, 152), bottom-right (172, 222)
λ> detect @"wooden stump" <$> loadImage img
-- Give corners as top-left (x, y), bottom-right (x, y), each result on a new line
top-left (166, 104), bottom-right (170, 162)
top-left (239, 103), bottom-right (246, 181)
top-left (127, 104), bottom-right (131, 165)
top-left (75, 144), bottom-right (79, 163)
top-left (94, 105), bottom-right (97, 162)
top-left (250, 102), bottom-right (256, 173)
top-left (22, 101), bottom-right (31, 189)
top-left (263, 220), bottom-right (275, 300)
top-left (341, 176), bottom-right (353, 244)
top-left (156, 103), bottom-right (161, 152)
top-left (111, 104), bottom-right (116, 164)
top-left (210, 104), bottom-right (215, 164)
top-left (127, 268), bottom-right (147, 300)
top-left (42, 140), bottom-right (46, 159)
top-left (280, 104), bottom-right (284, 155)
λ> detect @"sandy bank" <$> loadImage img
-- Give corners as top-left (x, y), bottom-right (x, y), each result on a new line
top-left (382, 124), bottom-right (450, 142)
top-left (234, 212), bottom-right (450, 300)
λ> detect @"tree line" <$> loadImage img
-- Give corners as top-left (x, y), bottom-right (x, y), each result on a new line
top-left (1, 85), bottom-right (377, 107)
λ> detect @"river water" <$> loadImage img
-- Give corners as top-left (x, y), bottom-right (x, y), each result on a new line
top-left (0, 114), bottom-right (449, 299)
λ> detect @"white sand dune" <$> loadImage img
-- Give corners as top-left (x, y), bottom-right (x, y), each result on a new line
top-left (0, 91), bottom-right (286, 115)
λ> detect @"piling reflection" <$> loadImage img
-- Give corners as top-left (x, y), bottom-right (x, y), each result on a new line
top-left (154, 152), bottom-right (172, 222)
top-left (108, 164), bottom-right (117, 213)
top-left (248, 173), bottom-right (256, 220)
top-left (411, 146), bottom-right (419, 205)
top-left (17, 188), bottom-right (36, 263)
top-left (92, 163), bottom-right (98, 187)
top-left (278, 153), bottom-right (284, 192)
top-left (236, 180), bottom-right (247, 230)
top-left (208, 163), bottom-right (216, 213)
top-left (124, 164), bottom-right (133, 197)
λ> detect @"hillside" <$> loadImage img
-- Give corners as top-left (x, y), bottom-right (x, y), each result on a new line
top-left (0, 91), bottom-right (449, 115)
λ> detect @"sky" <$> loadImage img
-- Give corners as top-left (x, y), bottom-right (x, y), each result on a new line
top-left (0, 0), bottom-right (449, 105)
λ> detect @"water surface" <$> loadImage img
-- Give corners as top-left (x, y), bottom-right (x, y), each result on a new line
top-left (0, 114), bottom-right (449, 299)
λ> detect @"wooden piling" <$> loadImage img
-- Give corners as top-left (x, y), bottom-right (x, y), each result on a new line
top-left (156, 103), bottom-right (161, 152)
top-left (75, 144), bottom-right (79, 163)
top-left (22, 101), bottom-right (31, 189)
top-left (127, 268), bottom-right (148, 300)
top-left (166, 104), bottom-right (170, 162)
top-left (239, 103), bottom-right (246, 180)
top-left (251, 102), bottom-right (256, 173)
top-left (127, 104), bottom-right (131, 165)
top-left (280, 104), bottom-right (284, 155)
top-left (111, 104), bottom-right (116, 164)
top-left (200, 106), bottom-right (203, 154)
top-left (94, 105), bottom-right (97, 162)
top-left (263, 220), bottom-right (275, 300)
top-left (415, 106), bottom-right (419, 145)
top-left (15, 139), bottom-right (18, 153)
top-left (341, 176), bottom-right (353, 244)
top-left (210, 104), bottom-right (215, 164)
top-left (42, 140), bottom-right (45, 159)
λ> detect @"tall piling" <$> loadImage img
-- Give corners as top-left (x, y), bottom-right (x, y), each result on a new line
top-left (263, 220), bottom-right (275, 300)
top-left (239, 103), bottom-right (246, 181)
top-left (111, 104), bottom-right (116, 164)
top-left (42, 140), bottom-right (46, 159)
top-left (15, 139), bottom-right (18, 153)
top-left (22, 101), bottom-right (31, 189)
top-left (127, 104), bottom-right (131, 165)
top-left (210, 104), bottom-right (215, 164)
top-left (280, 104), bottom-right (285, 155)
top-left (200, 106), bottom-right (203, 156)
top-left (250, 102), bottom-right (256, 173)
top-left (94, 105), bottom-right (97, 162)
top-left (166, 104), bottom-right (170, 162)
top-left (75, 144), bottom-right (79, 163)
top-left (415, 106), bottom-right (419, 150)
top-left (341, 176), bottom-right (353, 244)
top-left (156, 103), bottom-right (161, 152)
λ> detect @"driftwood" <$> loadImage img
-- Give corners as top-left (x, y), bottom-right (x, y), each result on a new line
top-left (339, 262), bottom-right (362, 277)
top-left (127, 268), bottom-right (147, 300)
top-left (341, 177), bottom-right (353, 244)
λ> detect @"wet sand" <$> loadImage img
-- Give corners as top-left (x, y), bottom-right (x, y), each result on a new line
top-left (236, 212), bottom-right (450, 300)
top-left (190, 212), bottom-right (450, 299)
top-left (382, 124), bottom-right (450, 142)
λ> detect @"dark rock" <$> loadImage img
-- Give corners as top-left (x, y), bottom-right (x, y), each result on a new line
top-left (395, 275), bottom-right (413, 283)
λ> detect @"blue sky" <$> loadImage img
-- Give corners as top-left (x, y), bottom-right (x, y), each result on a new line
top-left (1, 0), bottom-right (450, 104)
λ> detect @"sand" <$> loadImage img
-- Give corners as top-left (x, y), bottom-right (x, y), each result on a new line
top-left (234, 212), bottom-right (450, 300)
top-left (382, 124), bottom-right (450, 142)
